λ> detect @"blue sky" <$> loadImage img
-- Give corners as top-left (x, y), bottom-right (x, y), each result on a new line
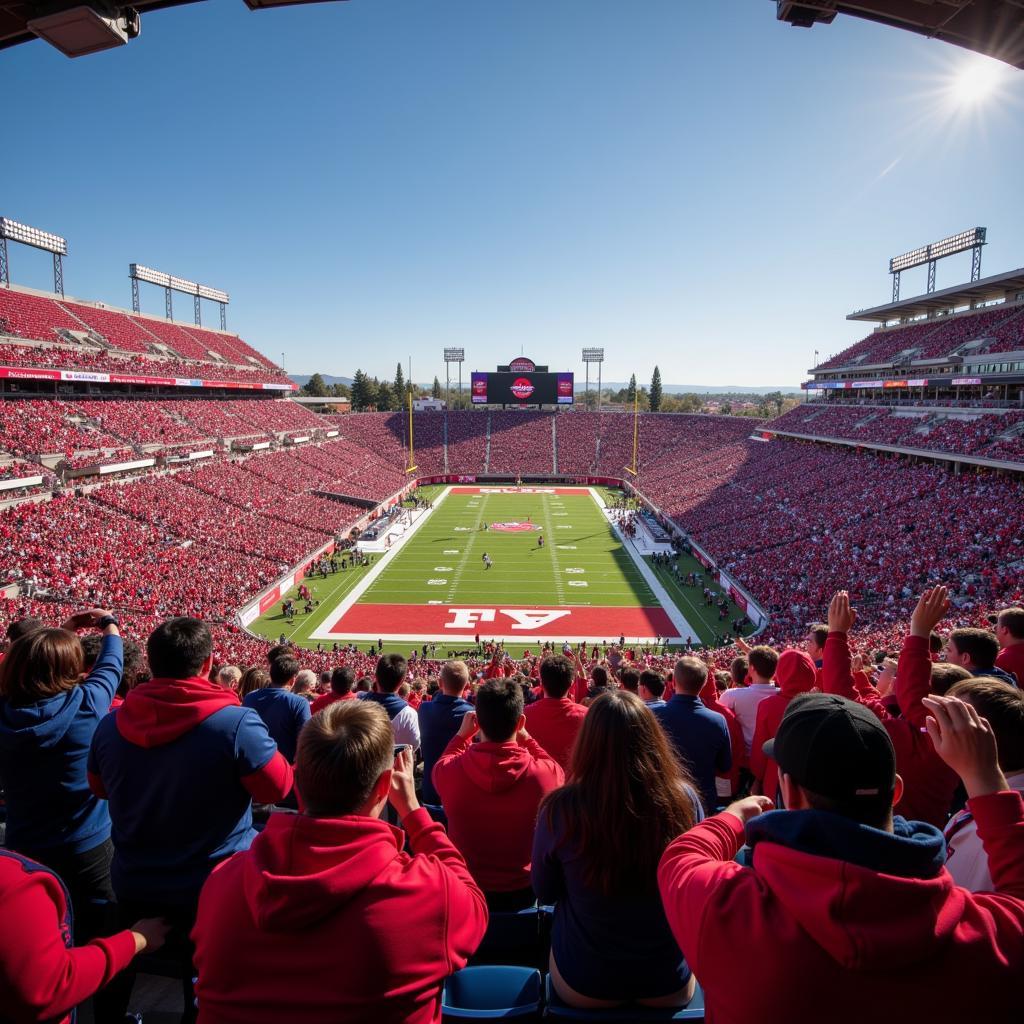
top-left (5, 1), bottom-right (1023, 386)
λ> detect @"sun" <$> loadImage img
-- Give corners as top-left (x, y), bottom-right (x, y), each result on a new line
top-left (948, 56), bottom-right (1003, 107)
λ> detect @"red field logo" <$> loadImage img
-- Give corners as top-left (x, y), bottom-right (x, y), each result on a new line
top-left (491, 521), bottom-right (541, 532)
top-left (510, 377), bottom-right (535, 400)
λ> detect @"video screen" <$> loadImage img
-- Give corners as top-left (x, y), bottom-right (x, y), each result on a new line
top-left (470, 371), bottom-right (574, 405)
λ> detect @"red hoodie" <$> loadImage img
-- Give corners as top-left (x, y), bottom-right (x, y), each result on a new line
top-left (432, 734), bottom-right (564, 892)
top-left (192, 808), bottom-right (487, 1024)
top-left (523, 696), bottom-right (587, 771)
top-left (0, 850), bottom-right (137, 1024)
top-left (659, 793), bottom-right (1024, 1023)
top-left (748, 649), bottom-right (817, 798)
top-left (823, 632), bottom-right (958, 827)
top-left (996, 642), bottom-right (1024, 686)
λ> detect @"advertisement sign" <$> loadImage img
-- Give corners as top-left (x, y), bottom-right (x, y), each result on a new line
top-left (470, 370), bottom-right (575, 405)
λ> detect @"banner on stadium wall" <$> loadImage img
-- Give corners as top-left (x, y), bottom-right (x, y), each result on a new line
top-left (0, 474), bottom-right (43, 491)
top-left (325, 430), bottom-right (339, 437)
top-left (455, 475), bottom-right (476, 483)
top-left (729, 586), bottom-right (748, 612)
top-left (0, 364), bottom-right (297, 391)
top-left (952, 377), bottom-right (982, 386)
top-left (258, 587), bottom-right (281, 614)
top-left (239, 604), bottom-right (261, 627)
top-left (98, 458), bottom-right (155, 475)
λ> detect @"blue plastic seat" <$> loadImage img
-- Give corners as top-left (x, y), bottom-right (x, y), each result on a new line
top-left (543, 975), bottom-right (705, 1021)
top-left (443, 965), bottom-right (543, 1019)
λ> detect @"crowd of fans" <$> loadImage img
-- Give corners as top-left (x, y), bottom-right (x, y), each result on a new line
top-left (772, 402), bottom-right (1024, 462)
top-left (818, 301), bottom-right (1024, 369)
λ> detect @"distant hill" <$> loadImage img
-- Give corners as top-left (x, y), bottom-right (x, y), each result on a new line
top-left (591, 382), bottom-right (802, 395)
top-left (288, 374), bottom-right (353, 387)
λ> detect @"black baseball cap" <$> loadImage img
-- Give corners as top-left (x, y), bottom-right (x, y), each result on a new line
top-left (763, 692), bottom-right (896, 806)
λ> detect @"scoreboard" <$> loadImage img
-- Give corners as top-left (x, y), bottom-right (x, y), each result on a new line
top-left (471, 370), bottom-right (574, 406)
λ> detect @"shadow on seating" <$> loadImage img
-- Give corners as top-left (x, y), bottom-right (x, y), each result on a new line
top-left (470, 906), bottom-right (547, 969)
top-left (543, 975), bottom-right (705, 1022)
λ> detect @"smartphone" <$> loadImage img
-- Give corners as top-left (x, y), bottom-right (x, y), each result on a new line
top-left (393, 744), bottom-right (410, 758)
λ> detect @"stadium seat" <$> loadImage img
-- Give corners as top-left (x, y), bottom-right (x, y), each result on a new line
top-left (543, 975), bottom-right (705, 1022)
top-left (442, 965), bottom-right (543, 1020)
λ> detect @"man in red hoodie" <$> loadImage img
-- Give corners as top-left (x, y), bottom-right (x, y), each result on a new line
top-left (822, 588), bottom-right (960, 827)
top-left (994, 607), bottom-right (1024, 684)
top-left (523, 654), bottom-right (588, 771)
top-left (749, 649), bottom-right (817, 801)
top-left (192, 700), bottom-right (487, 1024)
top-left (658, 690), bottom-right (1024, 1023)
top-left (433, 678), bottom-right (564, 909)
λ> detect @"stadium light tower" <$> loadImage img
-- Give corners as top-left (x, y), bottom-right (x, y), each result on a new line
top-left (889, 227), bottom-right (986, 302)
top-left (444, 347), bottom-right (465, 409)
top-left (582, 348), bottom-right (604, 412)
top-left (0, 218), bottom-right (68, 296)
top-left (129, 264), bottom-right (230, 329)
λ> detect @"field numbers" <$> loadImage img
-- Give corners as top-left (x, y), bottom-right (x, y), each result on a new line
top-left (428, 579), bottom-right (448, 585)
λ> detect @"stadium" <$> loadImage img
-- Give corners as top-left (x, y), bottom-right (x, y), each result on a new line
top-left (1, 3), bottom-right (1024, 1023)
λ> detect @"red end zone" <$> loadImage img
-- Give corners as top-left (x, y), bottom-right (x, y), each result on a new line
top-left (323, 603), bottom-right (680, 641)
top-left (449, 487), bottom-right (591, 496)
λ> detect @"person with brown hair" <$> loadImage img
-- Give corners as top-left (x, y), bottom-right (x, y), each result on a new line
top-left (994, 606), bottom-right (1024, 683)
top-left (0, 608), bottom-right (122, 942)
top-left (192, 700), bottom-right (487, 1023)
top-left (532, 689), bottom-right (701, 1010)
top-left (943, 676), bottom-right (1024, 891)
top-left (719, 645), bottom-right (779, 754)
top-left (237, 666), bottom-right (270, 700)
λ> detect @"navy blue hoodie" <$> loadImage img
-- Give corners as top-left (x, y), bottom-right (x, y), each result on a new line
top-left (0, 634), bottom-right (122, 856)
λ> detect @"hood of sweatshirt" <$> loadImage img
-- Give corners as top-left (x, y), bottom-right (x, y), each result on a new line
top-left (116, 676), bottom-right (240, 747)
top-left (0, 686), bottom-right (86, 751)
top-left (746, 808), bottom-right (956, 970)
top-left (774, 649), bottom-right (817, 697)
top-left (459, 740), bottom-right (536, 794)
top-left (241, 811), bottom-right (406, 930)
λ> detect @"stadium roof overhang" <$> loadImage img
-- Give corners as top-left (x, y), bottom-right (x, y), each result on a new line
top-left (0, 1), bottom-right (345, 56)
top-left (846, 267), bottom-right (1024, 323)
top-left (776, 1), bottom-right (1024, 70)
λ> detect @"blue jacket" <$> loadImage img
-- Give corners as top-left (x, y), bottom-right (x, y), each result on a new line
top-left (654, 694), bottom-right (731, 816)
top-left (0, 634), bottom-right (122, 856)
top-left (418, 693), bottom-right (473, 804)
top-left (242, 687), bottom-right (311, 763)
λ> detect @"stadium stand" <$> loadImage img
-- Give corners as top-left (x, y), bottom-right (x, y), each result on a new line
top-left (487, 411), bottom-right (556, 475)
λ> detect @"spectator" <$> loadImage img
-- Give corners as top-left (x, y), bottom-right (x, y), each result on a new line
top-left (418, 660), bottom-right (473, 805)
top-left (433, 678), bottom-right (564, 909)
top-left (524, 655), bottom-right (588, 771)
top-left (216, 666), bottom-right (241, 691)
top-left (0, 609), bottom-right (122, 942)
top-left (729, 656), bottom-right (748, 688)
top-left (639, 669), bottom-right (667, 710)
top-left (618, 666), bottom-right (641, 695)
top-left (310, 666), bottom-right (357, 714)
top-left (192, 701), bottom-right (487, 1024)
top-left (362, 654), bottom-right (420, 749)
top-left (994, 607), bottom-right (1024, 684)
top-left (533, 690), bottom-right (701, 1010)
top-left (242, 654), bottom-right (311, 763)
top-left (806, 622), bottom-right (828, 680)
top-left (823, 588), bottom-right (961, 827)
top-left (946, 628), bottom-right (1018, 686)
top-left (237, 667), bottom-right (269, 700)
top-left (654, 658), bottom-right (731, 815)
top-left (942, 677), bottom-right (1024, 891)
top-left (292, 669), bottom-right (317, 703)
top-left (718, 645), bottom-right (779, 753)
top-left (658, 691), bottom-right (1024, 1022)
top-left (749, 649), bottom-right (818, 801)
top-left (0, 848), bottom-right (168, 1024)
top-left (88, 617), bottom-right (293, 1017)
top-left (2, 615), bottom-right (44, 658)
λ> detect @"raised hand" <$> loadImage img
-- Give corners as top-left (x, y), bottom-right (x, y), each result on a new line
top-left (388, 745), bottom-right (419, 818)
top-left (827, 591), bottom-right (857, 634)
top-left (922, 694), bottom-right (1007, 799)
top-left (910, 586), bottom-right (950, 639)
top-left (457, 710), bottom-right (479, 740)
top-left (723, 795), bottom-right (774, 826)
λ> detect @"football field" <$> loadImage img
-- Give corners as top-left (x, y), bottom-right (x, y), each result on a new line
top-left (249, 486), bottom-right (746, 653)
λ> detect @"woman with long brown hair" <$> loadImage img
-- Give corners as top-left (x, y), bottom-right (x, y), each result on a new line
top-left (531, 688), bottom-right (701, 1009)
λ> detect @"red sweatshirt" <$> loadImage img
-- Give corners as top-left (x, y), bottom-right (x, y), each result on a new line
top-left (658, 793), bottom-right (1024, 1023)
top-left (192, 808), bottom-right (487, 1024)
top-left (310, 691), bottom-right (357, 715)
top-left (996, 642), bottom-right (1024, 686)
top-left (823, 632), bottom-right (958, 827)
top-left (523, 697), bottom-right (587, 771)
top-left (0, 850), bottom-right (137, 1024)
top-left (432, 734), bottom-right (564, 892)
top-left (749, 650), bottom-right (817, 798)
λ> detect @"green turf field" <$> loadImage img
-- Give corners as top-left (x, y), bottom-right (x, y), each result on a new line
top-left (247, 485), bottom-right (750, 654)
